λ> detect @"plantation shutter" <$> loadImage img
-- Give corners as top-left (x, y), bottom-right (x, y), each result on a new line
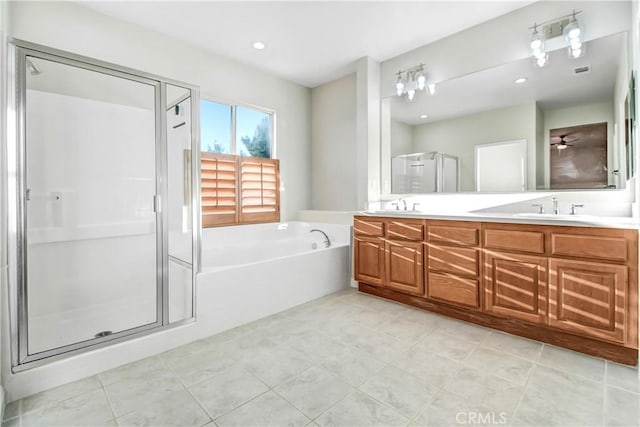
top-left (238, 157), bottom-right (280, 224)
top-left (200, 153), bottom-right (238, 227)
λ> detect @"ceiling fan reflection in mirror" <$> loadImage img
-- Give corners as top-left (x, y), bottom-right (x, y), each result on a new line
top-left (550, 134), bottom-right (577, 150)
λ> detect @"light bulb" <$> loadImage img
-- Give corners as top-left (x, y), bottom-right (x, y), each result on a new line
top-left (567, 26), bottom-right (581, 40)
top-left (427, 83), bottom-right (436, 95)
top-left (533, 48), bottom-right (545, 59)
top-left (407, 89), bottom-right (415, 101)
top-left (557, 144), bottom-right (567, 150)
top-left (416, 71), bottom-right (426, 91)
top-left (395, 75), bottom-right (404, 97)
top-left (536, 55), bottom-right (548, 68)
top-left (570, 48), bottom-right (582, 58)
top-left (570, 39), bottom-right (582, 50)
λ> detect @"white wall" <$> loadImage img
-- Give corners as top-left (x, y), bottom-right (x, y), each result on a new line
top-left (412, 103), bottom-right (537, 191)
top-left (311, 73), bottom-right (357, 210)
top-left (8, 0), bottom-right (312, 222)
top-left (390, 119), bottom-right (412, 157)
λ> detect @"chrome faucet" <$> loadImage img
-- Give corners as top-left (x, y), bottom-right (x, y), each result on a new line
top-left (310, 229), bottom-right (331, 248)
top-left (570, 203), bottom-right (584, 215)
top-left (552, 197), bottom-right (559, 215)
top-left (532, 203), bottom-right (544, 214)
top-left (399, 198), bottom-right (407, 211)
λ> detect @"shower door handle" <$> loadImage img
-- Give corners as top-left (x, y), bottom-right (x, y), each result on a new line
top-left (153, 194), bottom-right (161, 213)
top-left (25, 188), bottom-right (31, 201)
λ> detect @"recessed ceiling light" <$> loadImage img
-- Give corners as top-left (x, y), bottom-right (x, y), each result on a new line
top-left (252, 41), bottom-right (266, 50)
top-left (420, 114), bottom-right (428, 119)
top-left (514, 77), bottom-right (527, 84)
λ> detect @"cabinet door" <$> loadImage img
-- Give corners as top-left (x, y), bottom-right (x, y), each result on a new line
top-left (354, 237), bottom-right (385, 286)
top-left (385, 240), bottom-right (424, 296)
top-left (484, 252), bottom-right (548, 324)
top-left (549, 258), bottom-right (627, 344)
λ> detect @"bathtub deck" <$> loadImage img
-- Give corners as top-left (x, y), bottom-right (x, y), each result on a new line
top-left (4, 288), bottom-right (639, 427)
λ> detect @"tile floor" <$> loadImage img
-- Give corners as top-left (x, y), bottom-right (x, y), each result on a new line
top-left (3, 288), bottom-right (639, 427)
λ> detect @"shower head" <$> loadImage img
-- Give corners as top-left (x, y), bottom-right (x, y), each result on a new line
top-left (26, 58), bottom-right (42, 76)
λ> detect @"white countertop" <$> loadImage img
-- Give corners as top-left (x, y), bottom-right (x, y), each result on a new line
top-left (359, 210), bottom-right (640, 229)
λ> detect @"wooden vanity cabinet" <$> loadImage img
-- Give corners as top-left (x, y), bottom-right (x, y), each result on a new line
top-left (353, 216), bottom-right (425, 295)
top-left (354, 217), bottom-right (385, 286)
top-left (426, 221), bottom-right (481, 309)
top-left (482, 223), bottom-right (549, 323)
top-left (354, 215), bottom-right (639, 365)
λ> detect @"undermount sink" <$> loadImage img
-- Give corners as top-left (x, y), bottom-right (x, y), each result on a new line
top-left (512, 213), bottom-right (599, 220)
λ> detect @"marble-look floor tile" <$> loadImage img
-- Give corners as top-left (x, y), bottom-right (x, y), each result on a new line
top-left (216, 391), bottom-right (310, 427)
top-left (275, 367), bottom-right (353, 419)
top-left (215, 330), bottom-right (281, 359)
top-left (416, 331), bottom-right (479, 361)
top-left (360, 365), bottom-right (439, 419)
top-left (444, 366), bottom-right (524, 417)
top-left (189, 365), bottom-right (269, 420)
top-left (158, 339), bottom-right (217, 365)
top-left (377, 316), bottom-right (433, 344)
top-left (392, 348), bottom-right (462, 389)
top-left (415, 390), bottom-right (505, 427)
top-left (21, 389), bottom-right (113, 427)
top-left (21, 376), bottom-right (102, 415)
top-left (115, 389), bottom-right (210, 427)
top-left (241, 344), bottom-right (315, 387)
top-left (438, 319), bottom-right (491, 344)
top-left (348, 329), bottom-right (411, 364)
top-left (464, 347), bottom-right (534, 386)
top-left (315, 391), bottom-right (409, 427)
top-left (98, 356), bottom-right (166, 387)
top-left (288, 330), bottom-right (347, 364)
top-left (606, 361), bottom-right (640, 394)
top-left (605, 385), bottom-right (640, 427)
top-left (319, 344), bottom-right (386, 386)
top-left (515, 365), bottom-right (604, 426)
top-left (481, 331), bottom-right (542, 361)
top-left (104, 365), bottom-right (183, 417)
top-left (538, 345), bottom-right (605, 382)
top-left (166, 349), bottom-right (237, 386)
top-left (207, 323), bottom-right (258, 345)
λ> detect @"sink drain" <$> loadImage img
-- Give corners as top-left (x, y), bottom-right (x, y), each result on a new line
top-left (94, 331), bottom-right (113, 338)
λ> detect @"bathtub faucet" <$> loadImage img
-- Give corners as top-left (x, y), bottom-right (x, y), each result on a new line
top-left (310, 229), bottom-right (331, 248)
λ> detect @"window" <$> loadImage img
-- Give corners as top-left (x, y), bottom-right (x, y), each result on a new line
top-left (200, 100), bottom-right (278, 227)
top-left (201, 100), bottom-right (273, 158)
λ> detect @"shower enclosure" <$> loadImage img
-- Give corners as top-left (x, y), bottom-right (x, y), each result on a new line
top-left (6, 40), bottom-right (200, 369)
top-left (391, 152), bottom-right (460, 193)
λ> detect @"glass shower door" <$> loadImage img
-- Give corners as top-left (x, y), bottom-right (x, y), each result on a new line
top-left (23, 54), bottom-right (162, 357)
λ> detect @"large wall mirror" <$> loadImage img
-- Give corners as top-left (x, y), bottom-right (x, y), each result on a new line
top-left (382, 30), bottom-right (634, 194)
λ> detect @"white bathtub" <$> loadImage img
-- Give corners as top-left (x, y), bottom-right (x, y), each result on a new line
top-left (195, 221), bottom-right (351, 335)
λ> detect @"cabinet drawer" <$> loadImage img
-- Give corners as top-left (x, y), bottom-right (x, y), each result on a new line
top-left (428, 223), bottom-right (479, 246)
top-left (551, 233), bottom-right (627, 262)
top-left (484, 228), bottom-right (545, 254)
top-left (428, 244), bottom-right (479, 277)
top-left (427, 272), bottom-right (480, 309)
top-left (387, 219), bottom-right (425, 241)
top-left (354, 217), bottom-right (385, 237)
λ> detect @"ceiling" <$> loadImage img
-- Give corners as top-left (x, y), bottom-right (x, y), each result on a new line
top-left (390, 31), bottom-right (625, 125)
top-left (77, 1), bottom-right (533, 88)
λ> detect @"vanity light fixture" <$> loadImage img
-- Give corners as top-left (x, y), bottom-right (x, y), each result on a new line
top-left (528, 10), bottom-right (583, 67)
top-left (252, 41), bottom-right (266, 50)
top-left (393, 64), bottom-right (435, 101)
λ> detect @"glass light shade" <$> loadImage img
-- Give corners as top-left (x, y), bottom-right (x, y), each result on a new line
top-left (535, 54), bottom-right (548, 68)
top-left (564, 18), bottom-right (581, 41)
top-left (569, 47), bottom-right (583, 58)
top-left (427, 83), bottom-right (436, 95)
top-left (395, 76), bottom-right (404, 96)
top-left (416, 71), bottom-right (426, 91)
top-left (570, 38), bottom-right (582, 50)
top-left (407, 89), bottom-right (416, 101)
